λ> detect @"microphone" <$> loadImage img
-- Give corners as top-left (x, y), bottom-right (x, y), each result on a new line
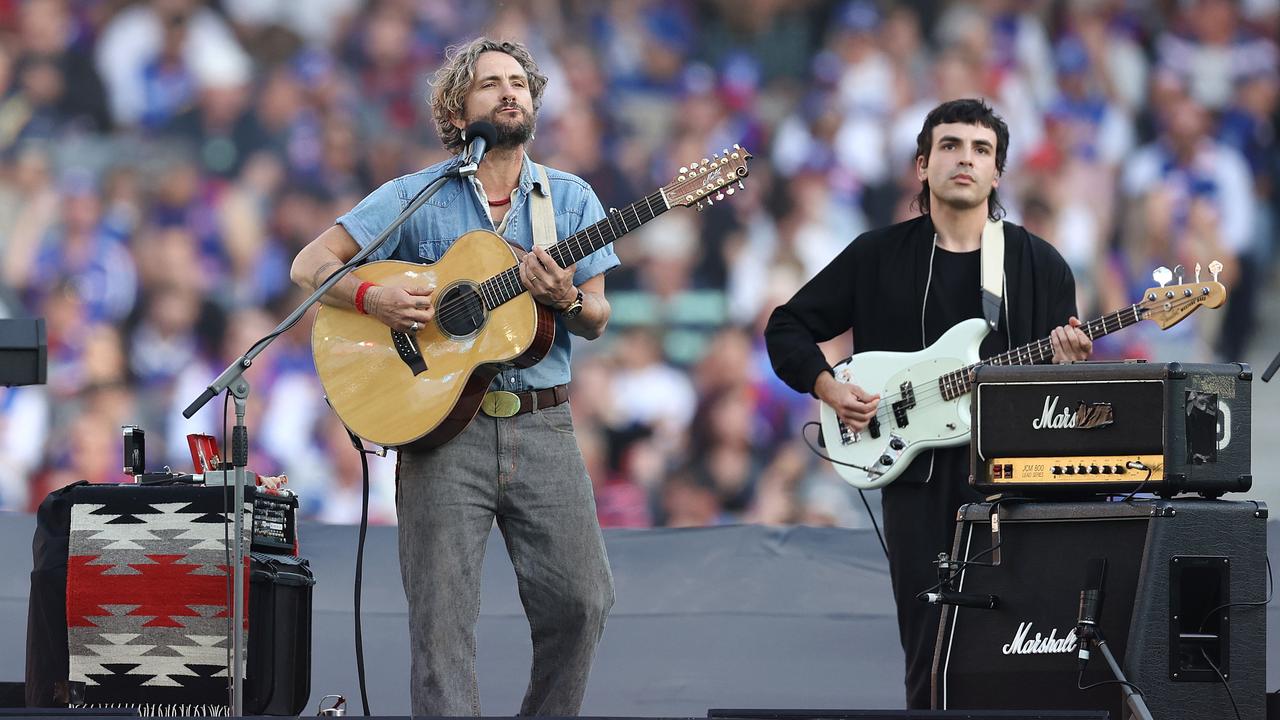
top-left (461, 121), bottom-right (498, 169)
top-left (923, 590), bottom-right (999, 609)
top-left (1076, 557), bottom-right (1107, 671)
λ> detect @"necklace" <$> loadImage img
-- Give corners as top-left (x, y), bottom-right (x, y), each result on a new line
top-left (487, 195), bottom-right (511, 207)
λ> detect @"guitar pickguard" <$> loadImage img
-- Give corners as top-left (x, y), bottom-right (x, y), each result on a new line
top-left (820, 318), bottom-right (986, 489)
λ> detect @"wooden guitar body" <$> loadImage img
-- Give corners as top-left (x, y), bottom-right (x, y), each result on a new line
top-left (312, 229), bottom-right (554, 449)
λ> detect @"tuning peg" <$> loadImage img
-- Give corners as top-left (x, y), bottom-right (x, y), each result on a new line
top-left (706, 197), bottom-right (714, 206)
top-left (1152, 266), bottom-right (1172, 287)
top-left (738, 180), bottom-right (745, 190)
top-left (701, 157), bottom-right (709, 165)
top-left (1209, 260), bottom-right (1223, 282)
top-left (1172, 263), bottom-right (1185, 285)
top-left (726, 187), bottom-right (735, 195)
top-left (679, 166), bottom-right (688, 174)
top-left (1195, 263), bottom-right (1202, 283)
top-left (715, 192), bottom-right (725, 201)
top-left (696, 201), bottom-right (704, 211)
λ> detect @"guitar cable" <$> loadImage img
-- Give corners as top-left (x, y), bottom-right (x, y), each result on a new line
top-left (1191, 555), bottom-right (1274, 720)
top-left (800, 421), bottom-right (888, 561)
top-left (343, 425), bottom-right (377, 716)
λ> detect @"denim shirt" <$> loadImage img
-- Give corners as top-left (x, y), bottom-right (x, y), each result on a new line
top-left (337, 154), bottom-right (619, 391)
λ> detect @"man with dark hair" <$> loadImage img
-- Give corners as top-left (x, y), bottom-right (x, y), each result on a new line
top-left (290, 37), bottom-right (616, 716)
top-left (765, 98), bottom-right (1092, 709)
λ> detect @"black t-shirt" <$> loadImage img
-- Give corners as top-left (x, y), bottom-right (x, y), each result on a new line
top-left (923, 245), bottom-right (982, 346)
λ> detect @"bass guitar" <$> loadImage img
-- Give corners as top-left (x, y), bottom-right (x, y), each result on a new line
top-left (313, 147), bottom-right (752, 448)
top-left (820, 264), bottom-right (1228, 488)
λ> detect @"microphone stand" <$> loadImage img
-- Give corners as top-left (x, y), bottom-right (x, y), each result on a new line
top-left (1090, 629), bottom-right (1154, 720)
top-left (181, 161), bottom-right (471, 716)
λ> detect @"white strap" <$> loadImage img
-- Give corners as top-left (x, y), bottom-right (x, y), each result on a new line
top-left (980, 219), bottom-right (1004, 331)
top-left (531, 163), bottom-right (556, 250)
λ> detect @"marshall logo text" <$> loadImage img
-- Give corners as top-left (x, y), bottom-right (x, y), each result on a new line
top-left (1031, 396), bottom-right (1114, 431)
top-left (1001, 622), bottom-right (1079, 655)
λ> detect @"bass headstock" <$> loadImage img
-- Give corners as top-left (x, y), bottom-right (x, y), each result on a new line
top-left (1138, 262), bottom-right (1227, 330)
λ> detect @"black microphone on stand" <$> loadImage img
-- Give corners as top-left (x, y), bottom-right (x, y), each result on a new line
top-left (461, 120), bottom-right (498, 170)
top-left (1076, 557), bottom-right (1108, 671)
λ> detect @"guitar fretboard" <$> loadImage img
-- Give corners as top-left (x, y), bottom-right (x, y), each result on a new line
top-left (937, 304), bottom-right (1148, 401)
top-left (478, 190), bottom-right (669, 308)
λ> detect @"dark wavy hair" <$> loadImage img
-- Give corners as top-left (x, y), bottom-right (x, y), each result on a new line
top-left (912, 98), bottom-right (1009, 221)
top-left (429, 38), bottom-right (548, 154)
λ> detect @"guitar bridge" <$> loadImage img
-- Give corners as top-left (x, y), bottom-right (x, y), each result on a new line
top-left (391, 330), bottom-right (428, 375)
top-left (838, 420), bottom-right (859, 445)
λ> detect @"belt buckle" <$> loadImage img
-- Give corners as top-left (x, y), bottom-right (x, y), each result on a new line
top-left (481, 390), bottom-right (522, 418)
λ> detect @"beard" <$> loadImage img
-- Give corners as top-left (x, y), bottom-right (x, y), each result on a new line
top-left (485, 104), bottom-right (536, 148)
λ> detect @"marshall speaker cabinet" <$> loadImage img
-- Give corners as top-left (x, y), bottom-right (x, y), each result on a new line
top-left (970, 362), bottom-right (1251, 497)
top-left (933, 498), bottom-right (1268, 719)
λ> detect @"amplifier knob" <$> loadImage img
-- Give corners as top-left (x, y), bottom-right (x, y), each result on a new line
top-left (1100, 465), bottom-right (1113, 474)
top-left (879, 454), bottom-right (894, 466)
top-left (1064, 465), bottom-right (1075, 475)
top-left (1051, 465), bottom-right (1062, 475)
top-left (1116, 465), bottom-right (1127, 475)
top-left (1089, 465), bottom-right (1100, 474)
top-left (1077, 464), bottom-right (1088, 474)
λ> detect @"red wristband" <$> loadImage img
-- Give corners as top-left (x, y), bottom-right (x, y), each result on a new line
top-left (354, 281), bottom-right (377, 315)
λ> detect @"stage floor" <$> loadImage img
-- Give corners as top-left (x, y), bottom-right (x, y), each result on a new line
top-left (0, 513), bottom-right (1275, 716)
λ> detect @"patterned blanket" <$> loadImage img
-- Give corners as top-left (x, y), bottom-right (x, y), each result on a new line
top-left (65, 484), bottom-right (251, 708)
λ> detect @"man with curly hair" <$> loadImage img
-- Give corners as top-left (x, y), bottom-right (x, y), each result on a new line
top-left (291, 37), bottom-right (616, 715)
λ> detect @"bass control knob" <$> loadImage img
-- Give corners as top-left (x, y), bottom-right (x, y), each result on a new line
top-left (879, 455), bottom-right (894, 466)
top-left (889, 437), bottom-right (905, 451)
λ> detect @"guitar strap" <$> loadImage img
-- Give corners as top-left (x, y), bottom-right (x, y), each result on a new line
top-left (531, 163), bottom-right (557, 250)
top-left (980, 219), bottom-right (1004, 331)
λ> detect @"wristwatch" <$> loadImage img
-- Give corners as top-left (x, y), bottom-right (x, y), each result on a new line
top-left (561, 289), bottom-right (584, 319)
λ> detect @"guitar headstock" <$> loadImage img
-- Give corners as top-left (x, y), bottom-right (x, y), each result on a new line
top-left (662, 145), bottom-right (753, 210)
top-left (1137, 277), bottom-right (1227, 330)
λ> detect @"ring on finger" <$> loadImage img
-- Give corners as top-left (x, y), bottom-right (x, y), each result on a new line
top-left (410, 321), bottom-right (421, 332)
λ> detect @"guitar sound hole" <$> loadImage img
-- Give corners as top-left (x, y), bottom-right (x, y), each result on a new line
top-left (437, 282), bottom-right (487, 338)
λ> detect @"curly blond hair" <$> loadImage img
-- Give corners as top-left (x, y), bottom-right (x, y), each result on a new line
top-left (429, 37), bottom-right (548, 154)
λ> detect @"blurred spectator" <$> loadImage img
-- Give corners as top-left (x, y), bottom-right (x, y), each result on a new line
top-left (95, 0), bottom-right (246, 127)
top-left (14, 0), bottom-right (111, 134)
top-left (1115, 91), bottom-right (1252, 360)
top-left (1156, 0), bottom-right (1278, 111)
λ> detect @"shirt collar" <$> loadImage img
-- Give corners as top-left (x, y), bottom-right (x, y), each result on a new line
top-left (455, 150), bottom-right (543, 196)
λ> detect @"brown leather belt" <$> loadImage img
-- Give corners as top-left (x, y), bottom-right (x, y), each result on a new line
top-left (480, 384), bottom-right (570, 418)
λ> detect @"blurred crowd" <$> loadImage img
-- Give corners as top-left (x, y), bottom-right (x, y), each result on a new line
top-left (0, 0), bottom-right (1275, 527)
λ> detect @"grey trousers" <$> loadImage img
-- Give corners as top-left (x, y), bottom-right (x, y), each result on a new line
top-left (395, 402), bottom-right (614, 716)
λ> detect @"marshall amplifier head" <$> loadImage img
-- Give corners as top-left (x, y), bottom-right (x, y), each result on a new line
top-left (970, 361), bottom-right (1250, 498)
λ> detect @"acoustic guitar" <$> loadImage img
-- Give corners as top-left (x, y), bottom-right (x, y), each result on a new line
top-left (313, 146), bottom-right (753, 448)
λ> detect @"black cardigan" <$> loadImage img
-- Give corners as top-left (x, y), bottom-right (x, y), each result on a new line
top-left (765, 214), bottom-right (1079, 398)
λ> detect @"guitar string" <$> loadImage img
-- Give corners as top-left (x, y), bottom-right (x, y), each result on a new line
top-left (856, 302), bottom-right (1147, 422)
top-left (425, 168), bottom-right (735, 326)
top-left (420, 191), bottom-right (665, 330)
top-left (843, 292), bottom-right (1209, 430)
top-left (855, 293), bottom-right (1198, 425)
